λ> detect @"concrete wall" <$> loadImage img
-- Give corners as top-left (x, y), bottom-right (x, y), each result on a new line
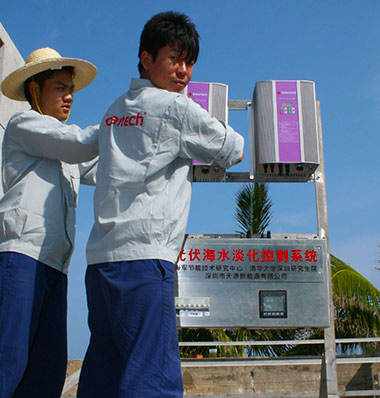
top-left (182, 361), bottom-right (380, 397)
top-left (63, 359), bottom-right (380, 397)
top-left (0, 22), bottom-right (29, 196)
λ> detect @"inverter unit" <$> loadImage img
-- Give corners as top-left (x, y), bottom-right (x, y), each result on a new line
top-left (184, 81), bottom-right (228, 123)
top-left (250, 80), bottom-right (320, 182)
top-left (184, 81), bottom-right (229, 182)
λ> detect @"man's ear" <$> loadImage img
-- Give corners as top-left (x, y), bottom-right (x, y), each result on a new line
top-left (28, 80), bottom-right (40, 103)
top-left (140, 50), bottom-right (153, 72)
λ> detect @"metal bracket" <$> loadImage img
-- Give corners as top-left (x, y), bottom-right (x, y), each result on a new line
top-left (228, 100), bottom-right (251, 110)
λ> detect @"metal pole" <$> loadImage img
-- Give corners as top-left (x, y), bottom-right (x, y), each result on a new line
top-left (314, 100), bottom-right (339, 398)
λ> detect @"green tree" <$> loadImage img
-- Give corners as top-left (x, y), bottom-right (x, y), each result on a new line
top-left (235, 183), bottom-right (272, 236)
top-left (288, 255), bottom-right (380, 356)
top-left (225, 182), bottom-right (300, 357)
top-left (331, 255), bottom-right (380, 353)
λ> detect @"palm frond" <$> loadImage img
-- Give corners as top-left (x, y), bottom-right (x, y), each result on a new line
top-left (331, 254), bottom-right (380, 311)
top-left (235, 183), bottom-right (272, 235)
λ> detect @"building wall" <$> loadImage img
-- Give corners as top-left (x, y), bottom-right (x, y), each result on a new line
top-left (0, 22), bottom-right (29, 196)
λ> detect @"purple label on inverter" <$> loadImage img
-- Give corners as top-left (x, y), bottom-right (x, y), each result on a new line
top-left (275, 81), bottom-right (301, 162)
top-left (187, 82), bottom-right (210, 165)
top-left (187, 82), bottom-right (209, 112)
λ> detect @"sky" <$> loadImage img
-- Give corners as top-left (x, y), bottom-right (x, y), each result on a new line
top-left (1, 0), bottom-right (380, 359)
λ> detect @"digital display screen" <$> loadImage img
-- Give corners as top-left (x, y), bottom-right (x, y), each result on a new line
top-left (262, 295), bottom-right (285, 311)
top-left (259, 291), bottom-right (287, 318)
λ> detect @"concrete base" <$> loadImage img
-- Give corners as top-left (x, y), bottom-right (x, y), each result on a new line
top-left (63, 358), bottom-right (380, 397)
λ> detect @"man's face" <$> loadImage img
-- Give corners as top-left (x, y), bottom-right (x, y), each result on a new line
top-left (32, 70), bottom-right (74, 121)
top-left (141, 45), bottom-right (194, 93)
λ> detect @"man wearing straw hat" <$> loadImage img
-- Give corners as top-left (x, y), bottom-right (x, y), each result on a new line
top-left (0, 47), bottom-right (98, 397)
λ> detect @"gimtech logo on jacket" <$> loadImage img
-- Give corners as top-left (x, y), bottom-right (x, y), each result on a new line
top-left (105, 112), bottom-right (146, 127)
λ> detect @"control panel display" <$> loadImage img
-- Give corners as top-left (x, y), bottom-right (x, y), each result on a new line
top-left (259, 290), bottom-right (287, 318)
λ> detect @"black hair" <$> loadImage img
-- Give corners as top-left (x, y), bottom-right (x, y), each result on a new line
top-left (23, 66), bottom-right (75, 105)
top-left (138, 11), bottom-right (199, 75)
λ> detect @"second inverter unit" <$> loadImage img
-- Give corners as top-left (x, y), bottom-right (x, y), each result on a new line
top-left (184, 81), bottom-right (229, 182)
top-left (250, 80), bottom-right (320, 182)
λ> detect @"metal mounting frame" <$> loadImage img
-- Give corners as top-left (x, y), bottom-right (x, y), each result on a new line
top-left (185, 97), bottom-right (339, 397)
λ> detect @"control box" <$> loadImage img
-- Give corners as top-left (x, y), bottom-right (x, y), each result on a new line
top-left (250, 80), bottom-right (319, 182)
top-left (184, 82), bottom-right (229, 182)
top-left (175, 234), bottom-right (329, 328)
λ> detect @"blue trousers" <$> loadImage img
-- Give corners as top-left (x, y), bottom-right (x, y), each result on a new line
top-left (77, 259), bottom-right (183, 398)
top-left (0, 252), bottom-right (68, 397)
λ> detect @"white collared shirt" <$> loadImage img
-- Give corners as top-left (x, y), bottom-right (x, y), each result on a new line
top-left (0, 110), bottom-right (98, 273)
top-left (86, 78), bottom-right (244, 265)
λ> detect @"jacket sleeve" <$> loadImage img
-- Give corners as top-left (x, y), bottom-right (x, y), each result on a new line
top-left (8, 111), bottom-right (99, 164)
top-left (79, 157), bottom-right (98, 186)
top-left (175, 96), bottom-right (244, 168)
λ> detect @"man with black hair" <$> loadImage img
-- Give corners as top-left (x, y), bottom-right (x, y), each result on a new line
top-left (78, 11), bottom-right (244, 398)
top-left (0, 47), bottom-right (98, 397)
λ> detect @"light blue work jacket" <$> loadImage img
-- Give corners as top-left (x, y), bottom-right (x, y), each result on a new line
top-left (0, 110), bottom-right (98, 273)
top-left (86, 78), bottom-right (244, 265)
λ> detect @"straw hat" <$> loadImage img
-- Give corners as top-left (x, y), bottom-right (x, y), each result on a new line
top-left (1, 47), bottom-right (97, 101)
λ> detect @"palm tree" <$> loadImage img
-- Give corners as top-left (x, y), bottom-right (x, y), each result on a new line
top-left (288, 255), bottom-right (380, 356)
top-left (331, 255), bottom-right (380, 354)
top-left (235, 183), bottom-right (272, 236)
top-left (223, 182), bottom-right (300, 357)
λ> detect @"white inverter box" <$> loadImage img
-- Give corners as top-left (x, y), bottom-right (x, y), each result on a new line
top-left (250, 80), bottom-right (320, 182)
top-left (184, 81), bottom-right (229, 182)
top-left (184, 81), bottom-right (228, 123)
